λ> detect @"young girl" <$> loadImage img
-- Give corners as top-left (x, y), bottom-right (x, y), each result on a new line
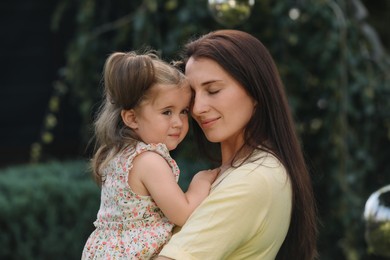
top-left (82, 51), bottom-right (218, 259)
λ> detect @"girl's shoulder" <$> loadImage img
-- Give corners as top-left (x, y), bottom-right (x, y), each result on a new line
top-left (136, 142), bottom-right (170, 155)
top-left (120, 142), bottom-right (169, 158)
top-left (122, 142), bottom-right (180, 179)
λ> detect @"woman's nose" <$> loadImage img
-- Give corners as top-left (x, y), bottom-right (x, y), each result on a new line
top-left (192, 94), bottom-right (208, 116)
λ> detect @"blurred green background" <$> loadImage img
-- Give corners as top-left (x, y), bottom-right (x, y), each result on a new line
top-left (0, 0), bottom-right (389, 259)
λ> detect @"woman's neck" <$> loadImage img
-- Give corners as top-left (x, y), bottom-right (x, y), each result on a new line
top-left (220, 141), bottom-right (253, 169)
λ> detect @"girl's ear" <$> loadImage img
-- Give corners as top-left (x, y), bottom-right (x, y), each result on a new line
top-left (121, 109), bottom-right (138, 129)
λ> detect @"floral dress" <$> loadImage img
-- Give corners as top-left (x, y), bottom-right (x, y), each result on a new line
top-left (82, 142), bottom-right (180, 260)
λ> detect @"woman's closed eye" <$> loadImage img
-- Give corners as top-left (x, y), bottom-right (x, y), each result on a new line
top-left (208, 88), bottom-right (220, 95)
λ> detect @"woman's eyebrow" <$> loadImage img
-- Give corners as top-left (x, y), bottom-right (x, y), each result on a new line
top-left (200, 79), bottom-right (220, 86)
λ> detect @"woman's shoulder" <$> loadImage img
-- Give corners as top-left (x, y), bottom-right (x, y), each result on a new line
top-left (239, 150), bottom-right (287, 177)
top-left (223, 151), bottom-right (290, 194)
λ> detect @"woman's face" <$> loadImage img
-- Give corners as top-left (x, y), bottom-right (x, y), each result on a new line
top-left (186, 57), bottom-right (256, 147)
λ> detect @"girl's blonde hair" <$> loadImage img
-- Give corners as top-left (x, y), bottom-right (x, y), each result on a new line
top-left (91, 51), bottom-right (187, 184)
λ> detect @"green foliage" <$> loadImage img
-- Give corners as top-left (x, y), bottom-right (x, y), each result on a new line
top-left (0, 161), bottom-right (100, 260)
top-left (38, 0), bottom-right (390, 259)
top-left (366, 221), bottom-right (390, 257)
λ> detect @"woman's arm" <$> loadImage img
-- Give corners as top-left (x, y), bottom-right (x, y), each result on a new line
top-left (130, 151), bottom-right (218, 226)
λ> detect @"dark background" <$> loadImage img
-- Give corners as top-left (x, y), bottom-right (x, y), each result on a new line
top-left (0, 0), bottom-right (80, 166)
top-left (0, 0), bottom-right (388, 167)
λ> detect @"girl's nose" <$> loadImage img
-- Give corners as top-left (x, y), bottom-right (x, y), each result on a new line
top-left (172, 115), bottom-right (183, 128)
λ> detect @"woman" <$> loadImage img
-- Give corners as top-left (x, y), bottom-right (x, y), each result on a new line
top-left (158, 30), bottom-right (318, 260)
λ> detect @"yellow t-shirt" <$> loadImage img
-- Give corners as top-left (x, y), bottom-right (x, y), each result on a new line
top-left (159, 151), bottom-right (292, 260)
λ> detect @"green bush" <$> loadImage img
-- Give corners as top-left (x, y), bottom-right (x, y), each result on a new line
top-left (0, 161), bottom-right (100, 260)
top-left (0, 158), bottom-right (211, 259)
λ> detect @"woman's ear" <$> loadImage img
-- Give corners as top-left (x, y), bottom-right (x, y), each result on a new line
top-left (121, 109), bottom-right (138, 129)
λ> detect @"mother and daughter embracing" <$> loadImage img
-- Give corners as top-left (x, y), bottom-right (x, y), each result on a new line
top-left (81, 30), bottom-right (318, 260)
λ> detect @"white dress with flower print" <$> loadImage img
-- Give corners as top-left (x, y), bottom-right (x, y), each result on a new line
top-left (82, 142), bottom-right (179, 260)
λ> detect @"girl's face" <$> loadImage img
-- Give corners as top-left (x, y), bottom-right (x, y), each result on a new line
top-left (186, 57), bottom-right (256, 148)
top-left (130, 84), bottom-right (191, 151)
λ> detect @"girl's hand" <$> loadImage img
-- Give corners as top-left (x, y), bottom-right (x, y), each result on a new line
top-left (192, 168), bottom-right (220, 185)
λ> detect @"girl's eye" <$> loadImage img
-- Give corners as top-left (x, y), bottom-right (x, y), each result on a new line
top-left (163, 110), bottom-right (172, 115)
top-left (181, 108), bottom-right (189, 115)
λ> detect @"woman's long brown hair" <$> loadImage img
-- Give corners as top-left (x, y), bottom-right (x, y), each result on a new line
top-left (182, 30), bottom-right (318, 260)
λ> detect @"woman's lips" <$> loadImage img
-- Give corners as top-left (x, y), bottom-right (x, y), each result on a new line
top-left (200, 117), bottom-right (219, 128)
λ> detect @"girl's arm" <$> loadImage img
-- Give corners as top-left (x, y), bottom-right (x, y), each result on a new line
top-left (129, 151), bottom-right (218, 227)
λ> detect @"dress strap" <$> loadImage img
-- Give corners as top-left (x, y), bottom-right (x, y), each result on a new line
top-left (123, 142), bottom-right (180, 182)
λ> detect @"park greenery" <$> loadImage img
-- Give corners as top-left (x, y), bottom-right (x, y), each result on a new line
top-left (2, 0), bottom-right (389, 259)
